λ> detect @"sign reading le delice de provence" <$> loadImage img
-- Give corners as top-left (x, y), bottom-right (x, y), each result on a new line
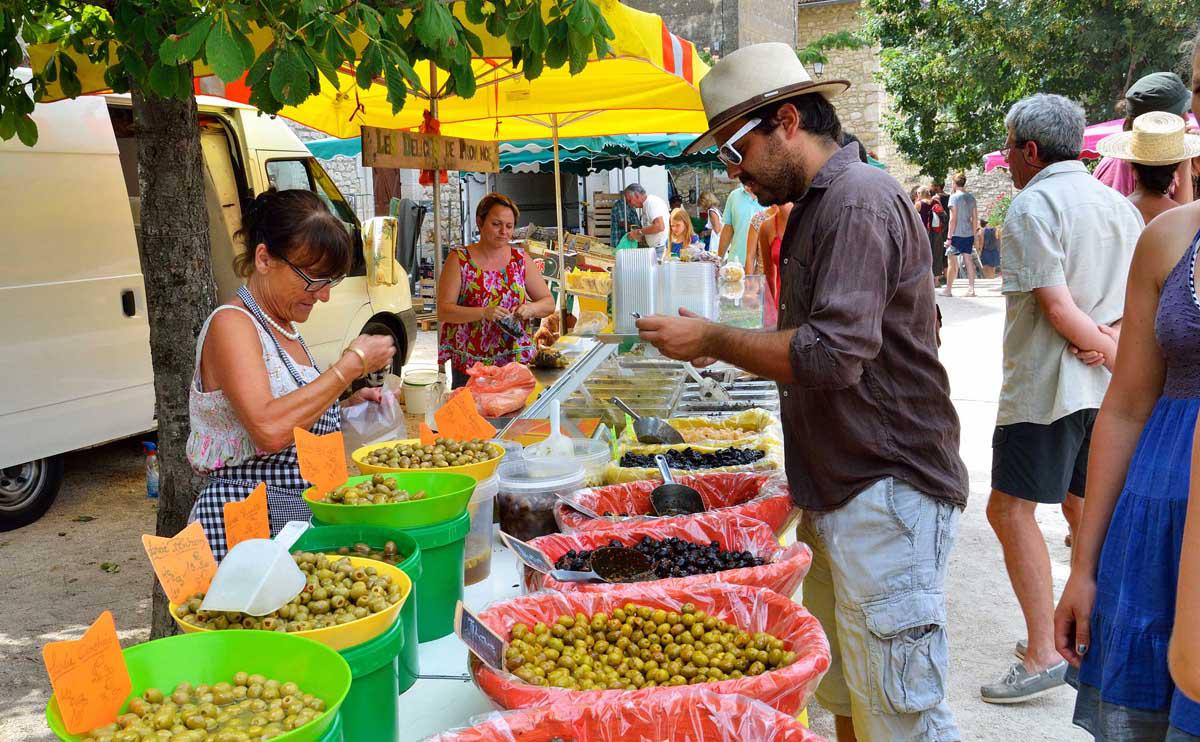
top-left (360, 126), bottom-right (499, 172)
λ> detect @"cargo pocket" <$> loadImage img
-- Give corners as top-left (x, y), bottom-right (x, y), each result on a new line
top-left (862, 589), bottom-right (949, 715)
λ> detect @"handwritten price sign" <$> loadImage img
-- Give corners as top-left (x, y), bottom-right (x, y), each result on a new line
top-left (141, 521), bottom-right (217, 604)
top-left (224, 483), bottom-right (269, 549)
top-left (43, 611), bottom-right (131, 734)
top-left (434, 389), bottom-right (496, 441)
top-left (294, 428), bottom-right (347, 493)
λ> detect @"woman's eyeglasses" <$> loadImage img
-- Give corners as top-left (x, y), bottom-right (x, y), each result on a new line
top-left (282, 257), bottom-right (345, 292)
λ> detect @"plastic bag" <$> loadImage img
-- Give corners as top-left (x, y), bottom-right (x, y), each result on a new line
top-left (555, 472), bottom-right (798, 538)
top-left (340, 374), bottom-right (406, 457)
top-left (604, 439), bottom-right (783, 484)
top-left (572, 311), bottom-right (609, 336)
top-left (523, 512), bottom-right (811, 597)
top-left (615, 234), bottom-right (640, 251)
top-left (469, 582), bottom-right (830, 716)
top-left (422, 687), bottom-right (826, 741)
top-left (466, 363), bottom-right (538, 417)
top-left (617, 407), bottom-right (782, 449)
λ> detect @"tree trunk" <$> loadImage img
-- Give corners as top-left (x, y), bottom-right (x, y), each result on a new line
top-left (130, 74), bottom-right (217, 640)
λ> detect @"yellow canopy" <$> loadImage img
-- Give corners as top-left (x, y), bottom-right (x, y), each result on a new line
top-left (29, 0), bottom-right (710, 140)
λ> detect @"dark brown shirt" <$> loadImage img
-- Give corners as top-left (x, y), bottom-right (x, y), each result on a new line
top-left (777, 144), bottom-right (968, 511)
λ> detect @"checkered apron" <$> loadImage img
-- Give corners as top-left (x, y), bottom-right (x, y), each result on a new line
top-left (192, 287), bottom-right (341, 560)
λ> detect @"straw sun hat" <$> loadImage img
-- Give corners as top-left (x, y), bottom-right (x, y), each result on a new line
top-left (684, 43), bottom-right (850, 154)
top-left (1096, 111), bottom-right (1200, 166)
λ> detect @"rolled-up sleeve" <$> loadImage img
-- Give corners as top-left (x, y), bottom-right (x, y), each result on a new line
top-left (789, 203), bottom-right (897, 389)
top-left (1000, 208), bottom-right (1065, 294)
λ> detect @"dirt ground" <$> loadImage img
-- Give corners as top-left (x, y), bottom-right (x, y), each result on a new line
top-left (1, 294), bottom-right (1090, 741)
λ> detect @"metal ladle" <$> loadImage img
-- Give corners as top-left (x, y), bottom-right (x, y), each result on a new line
top-left (549, 546), bottom-right (655, 583)
top-left (608, 396), bottom-right (684, 445)
top-left (650, 454), bottom-right (705, 517)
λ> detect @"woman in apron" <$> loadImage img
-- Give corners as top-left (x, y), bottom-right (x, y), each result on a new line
top-left (187, 189), bottom-right (395, 559)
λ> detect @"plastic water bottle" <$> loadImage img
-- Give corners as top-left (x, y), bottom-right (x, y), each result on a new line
top-left (143, 442), bottom-right (160, 499)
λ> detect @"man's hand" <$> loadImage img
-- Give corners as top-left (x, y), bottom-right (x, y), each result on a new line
top-left (636, 308), bottom-right (715, 364)
top-left (1068, 324), bottom-right (1120, 369)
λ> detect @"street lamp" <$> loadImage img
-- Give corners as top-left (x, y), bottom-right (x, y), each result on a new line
top-left (812, 61), bottom-right (824, 78)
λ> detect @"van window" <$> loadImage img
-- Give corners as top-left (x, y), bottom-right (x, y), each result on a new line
top-left (265, 158), bottom-right (365, 276)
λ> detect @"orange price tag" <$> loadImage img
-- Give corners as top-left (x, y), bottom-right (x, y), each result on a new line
top-left (434, 389), bottom-right (496, 441)
top-left (141, 521), bottom-right (218, 605)
top-left (43, 611), bottom-right (131, 734)
top-left (223, 483), bottom-right (269, 549)
top-left (419, 422), bottom-right (437, 445)
top-left (294, 428), bottom-right (347, 492)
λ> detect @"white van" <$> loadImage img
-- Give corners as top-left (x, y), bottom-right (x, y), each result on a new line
top-left (0, 85), bottom-right (418, 529)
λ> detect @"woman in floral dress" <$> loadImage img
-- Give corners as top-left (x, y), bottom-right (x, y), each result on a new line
top-left (437, 192), bottom-right (555, 388)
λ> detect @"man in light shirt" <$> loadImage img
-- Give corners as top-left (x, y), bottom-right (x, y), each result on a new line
top-left (982, 93), bottom-right (1143, 704)
top-left (622, 183), bottom-right (670, 260)
top-left (942, 173), bottom-right (979, 297)
top-left (718, 183), bottom-right (764, 265)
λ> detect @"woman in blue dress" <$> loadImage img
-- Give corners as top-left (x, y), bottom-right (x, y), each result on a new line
top-left (1055, 33), bottom-right (1200, 739)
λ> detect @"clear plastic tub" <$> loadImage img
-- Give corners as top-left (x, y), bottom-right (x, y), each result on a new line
top-left (566, 438), bottom-right (612, 487)
top-left (496, 458), bottom-right (586, 542)
top-left (464, 475), bottom-right (499, 585)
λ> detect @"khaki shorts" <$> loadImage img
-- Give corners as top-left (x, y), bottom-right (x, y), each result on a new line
top-left (797, 477), bottom-right (961, 742)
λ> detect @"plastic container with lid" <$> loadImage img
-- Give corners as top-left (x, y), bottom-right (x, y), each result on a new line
top-left (564, 438), bottom-right (612, 486)
top-left (465, 475), bottom-right (499, 585)
top-left (496, 458), bottom-right (586, 542)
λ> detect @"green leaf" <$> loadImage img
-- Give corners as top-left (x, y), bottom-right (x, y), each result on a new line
top-left (270, 47), bottom-right (311, 105)
top-left (148, 63), bottom-right (178, 97)
top-left (246, 50), bottom-right (272, 88)
top-left (567, 30), bottom-right (590, 75)
top-left (414, 0), bottom-right (454, 50)
top-left (450, 62), bottom-right (476, 98)
top-left (159, 17), bottom-right (212, 65)
top-left (383, 63), bottom-right (408, 114)
top-left (522, 46), bottom-right (544, 80)
top-left (306, 47), bottom-right (342, 90)
top-left (545, 36), bottom-right (568, 68)
top-left (0, 110), bottom-right (16, 140)
top-left (529, 16), bottom-right (549, 54)
top-left (356, 42), bottom-right (383, 88)
top-left (567, 0), bottom-right (596, 36)
top-left (206, 16), bottom-right (250, 82)
top-left (59, 61), bottom-right (83, 99)
top-left (394, 51), bottom-right (421, 87)
top-left (15, 113), bottom-right (37, 147)
top-left (465, 0), bottom-right (486, 25)
top-left (42, 52), bottom-right (58, 83)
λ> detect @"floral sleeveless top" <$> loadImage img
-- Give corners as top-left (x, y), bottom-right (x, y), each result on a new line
top-left (438, 245), bottom-right (535, 372)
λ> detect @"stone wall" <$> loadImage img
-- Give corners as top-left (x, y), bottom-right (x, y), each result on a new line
top-left (737, 0), bottom-right (796, 48)
top-left (625, 0), bottom-right (735, 55)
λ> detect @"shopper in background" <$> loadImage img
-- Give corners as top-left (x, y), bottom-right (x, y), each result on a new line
top-left (982, 94), bottom-right (1142, 705)
top-left (437, 192), bottom-right (555, 389)
top-left (187, 190), bottom-right (396, 560)
top-left (622, 183), bottom-right (670, 260)
top-left (920, 184), bottom-right (948, 284)
top-left (638, 43), bottom-right (966, 742)
top-left (1095, 111), bottom-right (1200, 225)
top-left (749, 201), bottom-right (791, 329)
top-left (942, 173), bottom-right (980, 297)
top-left (1094, 71), bottom-right (1195, 204)
top-left (717, 182), bottom-right (764, 266)
top-left (1056, 33), bottom-right (1200, 738)
top-left (698, 190), bottom-right (724, 252)
top-left (668, 207), bottom-right (699, 258)
top-left (608, 191), bottom-right (641, 249)
top-left (978, 219), bottom-right (1001, 279)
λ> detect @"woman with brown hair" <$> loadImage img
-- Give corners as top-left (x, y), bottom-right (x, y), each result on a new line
top-left (188, 189), bottom-right (396, 559)
top-left (437, 192), bottom-right (555, 388)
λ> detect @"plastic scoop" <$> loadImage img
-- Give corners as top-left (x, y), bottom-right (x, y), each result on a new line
top-left (549, 546), bottom-right (655, 584)
top-left (200, 521), bottom-right (310, 616)
top-left (525, 399), bottom-right (575, 459)
top-left (685, 363), bottom-right (732, 403)
top-left (650, 454), bottom-right (705, 517)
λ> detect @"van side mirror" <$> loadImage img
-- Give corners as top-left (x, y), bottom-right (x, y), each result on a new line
top-left (363, 217), bottom-right (400, 287)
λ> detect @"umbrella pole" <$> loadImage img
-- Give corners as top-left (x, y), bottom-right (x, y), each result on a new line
top-left (430, 62), bottom-right (443, 289)
top-left (552, 113), bottom-right (565, 312)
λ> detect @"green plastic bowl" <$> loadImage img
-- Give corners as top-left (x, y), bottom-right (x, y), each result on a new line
top-left (303, 472), bottom-right (477, 528)
top-left (46, 631), bottom-right (351, 741)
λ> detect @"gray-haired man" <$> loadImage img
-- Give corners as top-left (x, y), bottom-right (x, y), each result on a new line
top-left (622, 183), bottom-right (670, 259)
top-left (983, 94), bottom-right (1142, 703)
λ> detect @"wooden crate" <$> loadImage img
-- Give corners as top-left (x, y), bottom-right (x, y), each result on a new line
top-left (589, 191), bottom-right (622, 241)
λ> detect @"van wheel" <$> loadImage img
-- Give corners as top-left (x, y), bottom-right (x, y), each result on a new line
top-left (0, 455), bottom-right (65, 531)
top-left (357, 322), bottom-right (404, 389)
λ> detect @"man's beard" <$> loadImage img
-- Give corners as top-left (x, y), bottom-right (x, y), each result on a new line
top-left (741, 154), bottom-right (807, 206)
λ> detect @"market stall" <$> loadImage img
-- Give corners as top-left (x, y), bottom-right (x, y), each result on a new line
top-left (39, 315), bottom-right (828, 741)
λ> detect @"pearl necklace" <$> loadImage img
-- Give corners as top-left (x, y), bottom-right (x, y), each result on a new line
top-left (239, 286), bottom-right (300, 340)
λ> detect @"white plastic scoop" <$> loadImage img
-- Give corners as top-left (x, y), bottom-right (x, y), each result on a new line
top-left (525, 399), bottom-right (574, 459)
top-left (200, 521), bottom-right (310, 616)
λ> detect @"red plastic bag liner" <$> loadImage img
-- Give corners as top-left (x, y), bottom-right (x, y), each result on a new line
top-left (555, 472), bottom-right (799, 538)
top-left (469, 582), bottom-right (830, 716)
top-left (423, 687), bottom-right (826, 741)
top-left (466, 363), bottom-right (538, 417)
top-left (523, 512), bottom-right (811, 597)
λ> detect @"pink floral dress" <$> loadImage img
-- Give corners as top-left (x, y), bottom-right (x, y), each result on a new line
top-left (438, 245), bottom-right (535, 373)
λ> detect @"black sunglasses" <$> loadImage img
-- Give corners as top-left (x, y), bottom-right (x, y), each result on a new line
top-left (281, 257), bottom-right (345, 292)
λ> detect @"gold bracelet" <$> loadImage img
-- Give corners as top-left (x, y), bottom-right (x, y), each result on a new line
top-left (344, 347), bottom-right (368, 377)
top-left (330, 364), bottom-right (349, 387)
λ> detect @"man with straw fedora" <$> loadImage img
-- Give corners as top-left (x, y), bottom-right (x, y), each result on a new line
top-left (637, 42), bottom-right (968, 741)
top-left (1095, 111), bottom-right (1200, 224)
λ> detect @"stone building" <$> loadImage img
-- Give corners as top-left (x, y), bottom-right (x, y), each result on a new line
top-left (623, 0), bottom-right (796, 57)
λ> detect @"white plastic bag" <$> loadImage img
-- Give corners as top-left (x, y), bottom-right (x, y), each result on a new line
top-left (341, 374), bottom-right (406, 456)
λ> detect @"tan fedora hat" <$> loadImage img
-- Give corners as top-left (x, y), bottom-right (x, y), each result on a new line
top-left (1096, 111), bottom-right (1200, 166)
top-left (684, 43), bottom-right (850, 155)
